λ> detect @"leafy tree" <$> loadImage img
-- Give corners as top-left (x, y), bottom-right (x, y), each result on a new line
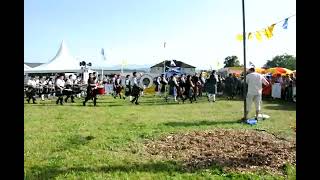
top-left (224, 56), bottom-right (241, 67)
top-left (264, 54), bottom-right (296, 70)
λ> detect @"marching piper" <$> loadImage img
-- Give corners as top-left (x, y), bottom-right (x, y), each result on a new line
top-left (55, 74), bottom-right (65, 105)
top-left (26, 76), bottom-right (37, 104)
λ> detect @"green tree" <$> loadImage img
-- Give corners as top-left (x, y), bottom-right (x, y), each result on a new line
top-left (224, 56), bottom-right (241, 67)
top-left (264, 54), bottom-right (296, 70)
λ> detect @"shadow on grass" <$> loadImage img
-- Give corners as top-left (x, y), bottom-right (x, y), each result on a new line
top-left (263, 102), bottom-right (296, 111)
top-left (26, 161), bottom-right (185, 179)
top-left (164, 120), bottom-right (240, 127)
top-left (54, 135), bottom-right (95, 152)
top-left (26, 157), bottom-right (290, 179)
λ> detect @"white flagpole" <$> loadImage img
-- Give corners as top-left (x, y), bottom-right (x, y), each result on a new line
top-left (163, 42), bottom-right (166, 74)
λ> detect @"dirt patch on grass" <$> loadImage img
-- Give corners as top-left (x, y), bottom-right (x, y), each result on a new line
top-left (144, 129), bottom-right (295, 174)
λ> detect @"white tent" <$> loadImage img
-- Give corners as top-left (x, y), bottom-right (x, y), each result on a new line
top-left (25, 40), bottom-right (81, 73)
top-left (24, 64), bottom-right (32, 71)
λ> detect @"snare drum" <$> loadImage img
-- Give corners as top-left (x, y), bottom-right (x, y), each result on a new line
top-left (97, 87), bottom-right (105, 95)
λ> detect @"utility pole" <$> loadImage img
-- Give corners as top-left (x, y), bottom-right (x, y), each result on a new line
top-left (242, 0), bottom-right (247, 120)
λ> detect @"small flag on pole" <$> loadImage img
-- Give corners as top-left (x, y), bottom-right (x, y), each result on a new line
top-left (249, 61), bottom-right (255, 68)
top-left (282, 18), bottom-right (289, 29)
top-left (122, 59), bottom-right (128, 66)
top-left (170, 60), bottom-right (176, 66)
top-left (101, 48), bottom-right (106, 60)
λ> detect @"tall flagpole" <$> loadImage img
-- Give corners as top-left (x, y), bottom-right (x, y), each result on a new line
top-left (242, 0), bottom-right (247, 120)
top-left (163, 42), bottom-right (166, 74)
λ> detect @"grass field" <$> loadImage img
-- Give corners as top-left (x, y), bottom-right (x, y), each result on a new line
top-left (24, 93), bottom-right (296, 179)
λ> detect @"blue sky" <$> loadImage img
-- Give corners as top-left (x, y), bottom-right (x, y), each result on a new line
top-left (24, 0), bottom-right (296, 69)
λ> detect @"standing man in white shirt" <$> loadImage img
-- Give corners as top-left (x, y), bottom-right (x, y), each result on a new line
top-left (55, 74), bottom-right (65, 105)
top-left (243, 68), bottom-right (269, 120)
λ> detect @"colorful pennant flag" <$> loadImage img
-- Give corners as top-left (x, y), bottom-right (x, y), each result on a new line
top-left (263, 24), bottom-right (276, 39)
top-left (263, 28), bottom-right (272, 39)
top-left (236, 34), bottom-right (243, 41)
top-left (268, 24), bottom-right (276, 35)
top-left (235, 14), bottom-right (294, 41)
top-left (248, 32), bottom-right (253, 40)
top-left (255, 31), bottom-right (262, 42)
top-left (282, 18), bottom-right (289, 29)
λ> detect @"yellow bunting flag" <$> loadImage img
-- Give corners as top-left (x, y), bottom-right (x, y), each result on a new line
top-left (264, 28), bottom-right (272, 39)
top-left (255, 31), bottom-right (262, 42)
top-left (248, 32), bottom-right (253, 40)
top-left (268, 24), bottom-right (276, 37)
top-left (236, 34), bottom-right (243, 41)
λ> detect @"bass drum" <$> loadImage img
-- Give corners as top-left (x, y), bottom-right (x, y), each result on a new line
top-left (139, 74), bottom-right (154, 88)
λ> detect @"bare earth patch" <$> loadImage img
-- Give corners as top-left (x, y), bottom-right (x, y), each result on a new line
top-left (144, 129), bottom-right (296, 174)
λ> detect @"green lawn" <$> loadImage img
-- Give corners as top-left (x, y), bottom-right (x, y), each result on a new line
top-left (24, 94), bottom-right (296, 179)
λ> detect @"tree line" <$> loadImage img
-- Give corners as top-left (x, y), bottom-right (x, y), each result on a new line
top-left (223, 54), bottom-right (296, 70)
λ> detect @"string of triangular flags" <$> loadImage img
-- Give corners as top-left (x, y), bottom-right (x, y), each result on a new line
top-left (236, 14), bottom-right (295, 42)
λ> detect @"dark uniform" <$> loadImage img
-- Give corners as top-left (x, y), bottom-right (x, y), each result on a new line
top-left (124, 77), bottom-right (131, 98)
top-left (131, 75), bottom-right (141, 105)
top-left (26, 78), bottom-right (37, 104)
top-left (224, 74), bottom-right (235, 99)
top-left (83, 77), bottom-right (97, 106)
top-left (55, 76), bottom-right (65, 105)
top-left (64, 77), bottom-right (75, 103)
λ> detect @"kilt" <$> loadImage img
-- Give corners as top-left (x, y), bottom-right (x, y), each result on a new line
top-left (125, 86), bottom-right (131, 96)
top-left (63, 89), bottom-right (73, 96)
top-left (131, 86), bottom-right (141, 96)
top-left (55, 89), bottom-right (63, 96)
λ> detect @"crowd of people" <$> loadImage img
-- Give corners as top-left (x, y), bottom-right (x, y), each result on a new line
top-left (24, 69), bottom-right (296, 107)
top-left (152, 71), bottom-right (248, 103)
top-left (24, 72), bottom-right (144, 105)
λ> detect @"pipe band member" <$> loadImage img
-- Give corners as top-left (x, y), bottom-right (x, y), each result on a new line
top-left (26, 76), bottom-right (37, 104)
top-left (64, 74), bottom-right (75, 103)
top-left (205, 70), bottom-right (218, 102)
top-left (114, 74), bottom-right (123, 99)
top-left (131, 72), bottom-right (141, 105)
top-left (178, 74), bottom-right (186, 103)
top-left (160, 74), bottom-right (168, 99)
top-left (168, 74), bottom-right (179, 102)
top-left (55, 74), bottom-right (65, 105)
top-left (83, 74), bottom-right (98, 106)
top-left (124, 74), bottom-right (132, 101)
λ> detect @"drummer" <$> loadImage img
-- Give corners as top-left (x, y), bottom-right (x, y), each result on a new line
top-left (64, 75), bottom-right (75, 103)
